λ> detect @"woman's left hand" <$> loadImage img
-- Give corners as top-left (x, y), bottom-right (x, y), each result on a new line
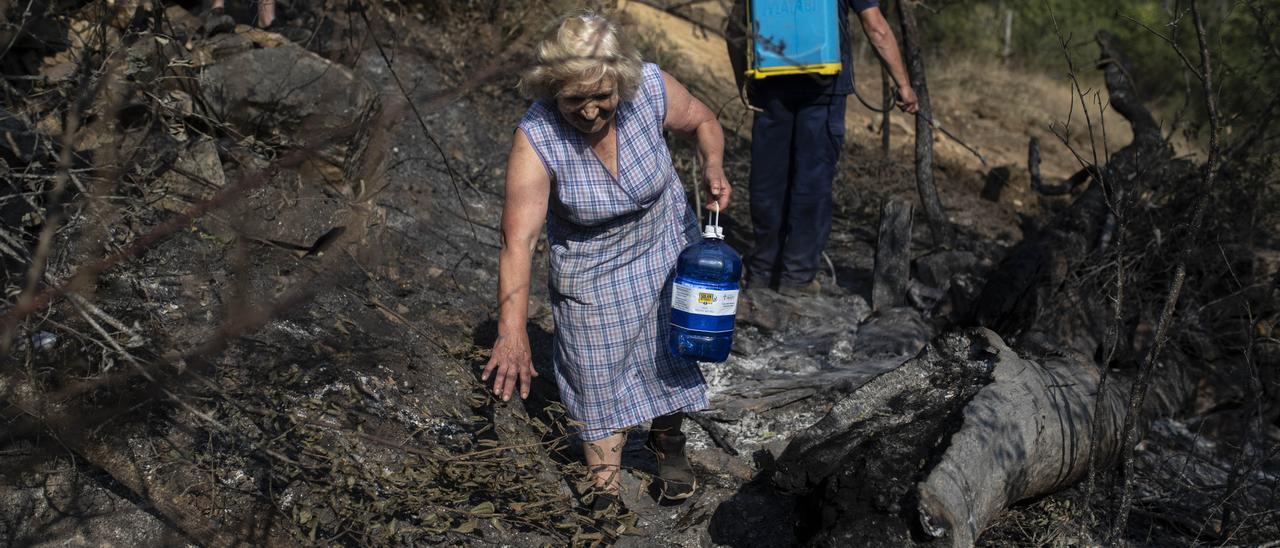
top-left (702, 164), bottom-right (732, 211)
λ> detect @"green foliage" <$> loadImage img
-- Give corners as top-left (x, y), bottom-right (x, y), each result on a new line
top-left (914, 0), bottom-right (1280, 139)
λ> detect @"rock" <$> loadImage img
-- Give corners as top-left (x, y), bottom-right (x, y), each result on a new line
top-left (200, 8), bottom-right (237, 36)
top-left (907, 279), bottom-right (947, 313)
top-left (730, 332), bottom-right (762, 356)
top-left (165, 5), bottom-right (202, 39)
top-left (815, 333), bottom-right (857, 365)
top-left (737, 288), bottom-right (789, 333)
top-left (774, 355), bottom-right (821, 374)
top-left (160, 89), bottom-right (195, 119)
top-left (38, 57), bottom-right (77, 82)
top-left (837, 293), bottom-right (872, 325)
top-left (851, 307), bottom-right (931, 358)
top-left (914, 249), bottom-right (979, 290)
top-left (125, 34), bottom-right (190, 87)
top-left (199, 43), bottom-right (375, 141)
top-left (106, 0), bottom-right (147, 29)
top-left (148, 138), bottom-right (225, 213)
top-left (65, 15), bottom-right (122, 53)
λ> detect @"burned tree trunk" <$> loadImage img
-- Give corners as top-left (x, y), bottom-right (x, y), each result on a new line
top-left (895, 0), bottom-right (954, 247)
top-left (774, 330), bottom-right (1191, 546)
top-left (881, 66), bottom-right (892, 157)
top-left (773, 330), bottom-right (997, 544)
top-left (915, 332), bottom-right (1190, 546)
top-left (1028, 136), bottom-right (1042, 189)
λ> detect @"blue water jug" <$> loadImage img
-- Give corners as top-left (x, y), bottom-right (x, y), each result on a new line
top-left (669, 211), bottom-right (742, 362)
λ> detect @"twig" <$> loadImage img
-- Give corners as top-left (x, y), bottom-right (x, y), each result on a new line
top-left (0, 151), bottom-right (304, 341)
top-left (686, 412), bottom-right (738, 456)
top-left (1117, 12), bottom-right (1203, 81)
top-left (1110, 1), bottom-right (1222, 540)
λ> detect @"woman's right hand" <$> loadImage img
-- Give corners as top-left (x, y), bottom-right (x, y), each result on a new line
top-left (482, 330), bottom-right (538, 401)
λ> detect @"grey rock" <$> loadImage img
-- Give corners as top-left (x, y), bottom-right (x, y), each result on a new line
top-left (149, 138), bottom-right (224, 213)
top-left (852, 307), bottom-right (932, 358)
top-left (736, 288), bottom-right (789, 333)
top-left (914, 249), bottom-right (979, 290)
top-left (199, 43), bottom-right (374, 141)
top-left (200, 9), bottom-right (236, 36)
top-left (907, 279), bottom-right (947, 313)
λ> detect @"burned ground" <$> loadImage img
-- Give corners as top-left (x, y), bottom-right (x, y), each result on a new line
top-left (1, 1), bottom-right (1277, 547)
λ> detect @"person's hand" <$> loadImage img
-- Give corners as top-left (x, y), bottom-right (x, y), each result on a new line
top-left (481, 330), bottom-right (538, 401)
top-left (702, 164), bottom-right (732, 211)
top-left (895, 86), bottom-right (920, 114)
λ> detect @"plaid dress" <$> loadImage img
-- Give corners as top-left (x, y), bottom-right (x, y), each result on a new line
top-left (518, 63), bottom-right (707, 442)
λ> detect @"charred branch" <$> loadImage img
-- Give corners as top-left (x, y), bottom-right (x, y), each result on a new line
top-left (872, 199), bottom-right (913, 311)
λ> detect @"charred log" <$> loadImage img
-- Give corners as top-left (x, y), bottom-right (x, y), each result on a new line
top-left (773, 330), bottom-right (996, 543)
top-left (916, 331), bottom-right (1191, 546)
top-left (773, 327), bottom-right (1192, 546)
top-left (980, 166), bottom-right (1011, 202)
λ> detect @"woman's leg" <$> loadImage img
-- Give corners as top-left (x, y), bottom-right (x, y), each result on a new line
top-left (583, 433), bottom-right (625, 492)
top-left (257, 0), bottom-right (275, 27)
top-left (210, 0), bottom-right (225, 8)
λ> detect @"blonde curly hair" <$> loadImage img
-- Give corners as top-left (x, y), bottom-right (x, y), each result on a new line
top-left (518, 10), bottom-right (644, 102)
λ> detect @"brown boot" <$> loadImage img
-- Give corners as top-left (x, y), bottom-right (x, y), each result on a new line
top-left (777, 279), bottom-right (821, 298)
top-left (645, 430), bottom-right (697, 501)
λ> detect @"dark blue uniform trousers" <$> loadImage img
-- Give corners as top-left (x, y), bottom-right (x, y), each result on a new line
top-left (748, 90), bottom-right (847, 287)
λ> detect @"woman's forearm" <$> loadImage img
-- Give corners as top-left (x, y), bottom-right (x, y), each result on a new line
top-left (496, 242), bottom-right (534, 336)
top-left (694, 118), bottom-right (725, 171)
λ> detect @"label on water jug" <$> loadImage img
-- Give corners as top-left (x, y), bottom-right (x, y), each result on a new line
top-left (672, 283), bottom-right (739, 317)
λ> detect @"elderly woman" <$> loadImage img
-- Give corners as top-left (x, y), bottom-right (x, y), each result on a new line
top-left (482, 10), bottom-right (730, 519)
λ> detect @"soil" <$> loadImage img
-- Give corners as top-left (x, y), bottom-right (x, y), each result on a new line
top-left (0, 1), bottom-right (1275, 547)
